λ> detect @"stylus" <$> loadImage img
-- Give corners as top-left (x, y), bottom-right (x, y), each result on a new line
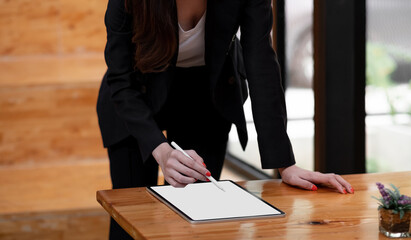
top-left (171, 141), bottom-right (226, 192)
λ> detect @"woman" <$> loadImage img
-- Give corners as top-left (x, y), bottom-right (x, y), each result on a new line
top-left (97, 0), bottom-right (353, 238)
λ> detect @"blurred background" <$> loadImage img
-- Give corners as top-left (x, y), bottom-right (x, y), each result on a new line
top-left (0, 0), bottom-right (410, 239)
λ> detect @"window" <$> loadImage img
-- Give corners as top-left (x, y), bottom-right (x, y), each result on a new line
top-left (366, 0), bottom-right (411, 172)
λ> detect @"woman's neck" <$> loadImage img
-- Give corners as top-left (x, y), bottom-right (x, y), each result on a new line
top-left (176, 0), bottom-right (207, 31)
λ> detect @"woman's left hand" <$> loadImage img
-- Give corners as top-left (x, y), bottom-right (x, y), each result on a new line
top-left (278, 165), bottom-right (354, 194)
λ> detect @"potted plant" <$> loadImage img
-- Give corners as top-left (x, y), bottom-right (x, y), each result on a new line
top-left (374, 182), bottom-right (411, 238)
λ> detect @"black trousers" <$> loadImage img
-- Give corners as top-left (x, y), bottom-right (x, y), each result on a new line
top-left (107, 66), bottom-right (232, 240)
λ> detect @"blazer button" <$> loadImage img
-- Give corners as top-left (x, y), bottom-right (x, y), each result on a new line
top-left (228, 76), bottom-right (235, 85)
top-left (141, 85), bottom-right (147, 93)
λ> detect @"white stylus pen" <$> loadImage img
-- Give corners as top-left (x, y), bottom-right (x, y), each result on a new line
top-left (171, 141), bottom-right (225, 192)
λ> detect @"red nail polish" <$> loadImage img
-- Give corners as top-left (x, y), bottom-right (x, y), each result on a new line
top-left (343, 189), bottom-right (347, 194)
top-left (350, 187), bottom-right (354, 193)
top-left (311, 185), bottom-right (317, 191)
top-left (206, 171), bottom-right (211, 177)
top-left (202, 162), bottom-right (207, 167)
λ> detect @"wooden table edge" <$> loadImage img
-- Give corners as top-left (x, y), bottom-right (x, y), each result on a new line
top-left (96, 190), bottom-right (145, 240)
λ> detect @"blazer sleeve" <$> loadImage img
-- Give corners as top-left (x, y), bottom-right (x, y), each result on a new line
top-left (104, 0), bottom-right (167, 161)
top-left (240, 0), bottom-right (295, 169)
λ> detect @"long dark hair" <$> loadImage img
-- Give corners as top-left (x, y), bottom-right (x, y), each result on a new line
top-left (125, 0), bottom-right (177, 73)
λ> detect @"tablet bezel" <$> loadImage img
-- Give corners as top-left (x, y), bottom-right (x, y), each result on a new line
top-left (146, 180), bottom-right (285, 224)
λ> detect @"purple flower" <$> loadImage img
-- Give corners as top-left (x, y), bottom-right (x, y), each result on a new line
top-left (383, 193), bottom-right (391, 201)
top-left (376, 183), bottom-right (388, 196)
top-left (376, 183), bottom-right (392, 206)
top-left (398, 195), bottom-right (411, 205)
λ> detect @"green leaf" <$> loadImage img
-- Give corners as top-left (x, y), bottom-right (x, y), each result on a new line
top-left (389, 184), bottom-right (401, 199)
top-left (372, 196), bottom-right (384, 205)
top-left (372, 196), bottom-right (381, 201)
top-left (385, 188), bottom-right (395, 198)
top-left (400, 210), bottom-right (404, 220)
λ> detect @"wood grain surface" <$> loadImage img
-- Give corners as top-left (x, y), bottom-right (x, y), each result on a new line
top-left (0, 160), bottom-right (111, 214)
top-left (0, 55), bottom-right (105, 87)
top-left (0, 83), bottom-right (105, 166)
top-left (0, 0), bottom-right (106, 56)
top-left (97, 171), bottom-right (411, 240)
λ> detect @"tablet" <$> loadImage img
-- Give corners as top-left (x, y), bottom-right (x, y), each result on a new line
top-left (146, 180), bottom-right (285, 223)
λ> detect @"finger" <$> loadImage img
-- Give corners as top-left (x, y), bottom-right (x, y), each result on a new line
top-left (304, 171), bottom-right (327, 184)
top-left (166, 176), bottom-right (187, 188)
top-left (168, 169), bottom-right (197, 185)
top-left (185, 150), bottom-right (205, 167)
top-left (327, 176), bottom-right (346, 194)
top-left (284, 176), bottom-right (317, 191)
top-left (306, 172), bottom-right (346, 193)
top-left (172, 150), bottom-right (209, 178)
top-left (170, 160), bottom-right (207, 181)
top-left (335, 175), bottom-right (354, 193)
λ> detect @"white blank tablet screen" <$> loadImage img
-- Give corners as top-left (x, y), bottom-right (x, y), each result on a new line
top-left (149, 181), bottom-right (282, 222)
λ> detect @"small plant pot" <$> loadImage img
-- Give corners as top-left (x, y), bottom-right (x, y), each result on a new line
top-left (379, 208), bottom-right (411, 238)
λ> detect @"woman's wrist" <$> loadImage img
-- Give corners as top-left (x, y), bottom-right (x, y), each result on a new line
top-left (278, 164), bottom-right (295, 175)
top-left (152, 142), bottom-right (173, 164)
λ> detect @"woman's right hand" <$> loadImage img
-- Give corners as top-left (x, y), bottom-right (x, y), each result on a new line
top-left (152, 142), bottom-right (210, 187)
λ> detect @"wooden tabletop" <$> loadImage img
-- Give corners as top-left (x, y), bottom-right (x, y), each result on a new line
top-left (97, 171), bottom-right (411, 240)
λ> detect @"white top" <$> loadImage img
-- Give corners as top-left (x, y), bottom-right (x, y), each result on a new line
top-left (176, 12), bottom-right (206, 67)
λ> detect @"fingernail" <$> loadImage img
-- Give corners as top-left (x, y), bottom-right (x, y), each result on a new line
top-left (206, 171), bottom-right (211, 177)
top-left (202, 162), bottom-right (207, 167)
top-left (194, 178), bottom-right (197, 181)
top-left (206, 178), bottom-right (210, 182)
top-left (350, 187), bottom-right (354, 193)
top-left (311, 185), bottom-right (317, 191)
top-left (343, 189), bottom-right (347, 194)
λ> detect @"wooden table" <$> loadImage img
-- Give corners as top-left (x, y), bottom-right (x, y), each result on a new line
top-left (97, 171), bottom-right (411, 239)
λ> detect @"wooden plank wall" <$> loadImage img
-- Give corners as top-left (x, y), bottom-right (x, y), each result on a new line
top-left (0, 0), bottom-right (107, 87)
top-left (0, 1), bottom-right (112, 239)
top-left (0, 0), bottom-right (106, 57)
top-left (0, 0), bottom-right (108, 166)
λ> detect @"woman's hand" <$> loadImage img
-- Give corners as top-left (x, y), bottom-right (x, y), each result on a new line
top-left (152, 142), bottom-right (209, 187)
top-left (278, 165), bottom-right (354, 194)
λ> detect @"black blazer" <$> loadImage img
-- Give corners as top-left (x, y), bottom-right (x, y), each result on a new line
top-left (97, 0), bottom-right (295, 169)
